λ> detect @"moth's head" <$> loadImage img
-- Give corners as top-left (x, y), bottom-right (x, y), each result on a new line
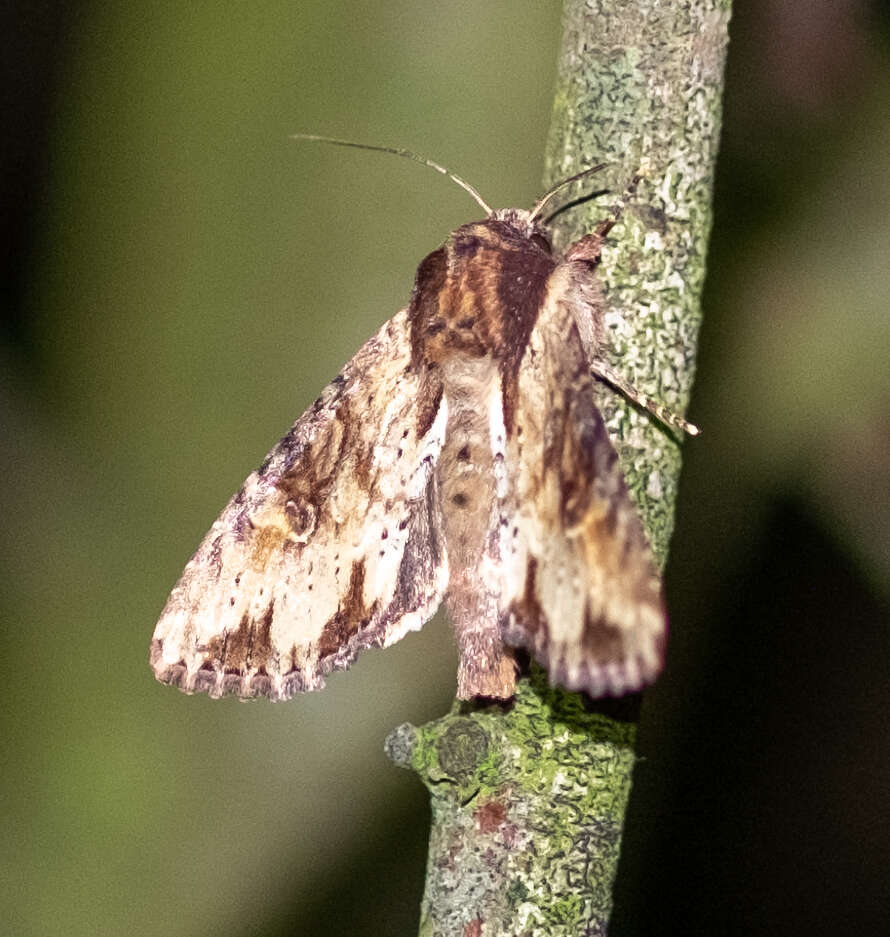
top-left (446, 210), bottom-right (554, 260)
top-left (488, 208), bottom-right (553, 253)
top-left (480, 160), bottom-right (611, 251)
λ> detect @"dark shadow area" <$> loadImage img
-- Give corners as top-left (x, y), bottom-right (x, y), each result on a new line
top-left (613, 496), bottom-right (890, 936)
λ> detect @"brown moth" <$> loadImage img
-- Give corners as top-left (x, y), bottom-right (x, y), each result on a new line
top-left (150, 139), bottom-right (697, 702)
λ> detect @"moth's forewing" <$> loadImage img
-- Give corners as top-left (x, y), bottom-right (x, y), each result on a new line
top-left (497, 274), bottom-right (666, 697)
top-left (150, 309), bottom-right (449, 700)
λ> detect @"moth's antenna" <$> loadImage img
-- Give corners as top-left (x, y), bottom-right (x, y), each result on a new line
top-left (528, 162), bottom-right (608, 223)
top-left (291, 133), bottom-right (493, 216)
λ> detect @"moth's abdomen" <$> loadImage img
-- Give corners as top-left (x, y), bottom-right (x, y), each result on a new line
top-left (437, 357), bottom-right (501, 568)
top-left (437, 357), bottom-right (515, 699)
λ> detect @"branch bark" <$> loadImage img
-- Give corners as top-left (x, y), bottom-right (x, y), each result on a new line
top-left (386, 2), bottom-right (731, 933)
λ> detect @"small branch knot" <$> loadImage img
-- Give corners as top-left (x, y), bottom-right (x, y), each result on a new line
top-left (436, 719), bottom-right (490, 785)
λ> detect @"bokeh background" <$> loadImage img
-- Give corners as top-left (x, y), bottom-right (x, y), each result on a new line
top-left (3, 2), bottom-right (889, 935)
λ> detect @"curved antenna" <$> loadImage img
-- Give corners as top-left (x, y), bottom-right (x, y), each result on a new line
top-left (528, 162), bottom-right (608, 223)
top-left (291, 134), bottom-right (493, 216)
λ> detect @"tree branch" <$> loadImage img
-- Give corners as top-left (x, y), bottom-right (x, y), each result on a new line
top-left (545, 0), bottom-right (730, 563)
top-left (387, 1), bottom-right (731, 933)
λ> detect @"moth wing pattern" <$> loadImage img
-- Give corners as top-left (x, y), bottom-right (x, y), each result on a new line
top-left (498, 290), bottom-right (666, 697)
top-left (150, 308), bottom-right (449, 700)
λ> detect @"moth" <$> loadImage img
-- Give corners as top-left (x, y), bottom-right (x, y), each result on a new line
top-left (150, 137), bottom-right (697, 702)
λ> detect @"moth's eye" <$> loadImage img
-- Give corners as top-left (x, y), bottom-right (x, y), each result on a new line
top-left (530, 233), bottom-right (552, 254)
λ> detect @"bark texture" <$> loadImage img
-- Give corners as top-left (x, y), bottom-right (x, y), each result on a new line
top-left (387, 1), bottom-right (731, 933)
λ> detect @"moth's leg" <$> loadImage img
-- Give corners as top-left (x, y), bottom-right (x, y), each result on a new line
top-left (564, 168), bottom-right (646, 265)
top-left (565, 167), bottom-right (698, 437)
top-left (594, 168), bottom-right (644, 240)
top-left (591, 358), bottom-right (700, 437)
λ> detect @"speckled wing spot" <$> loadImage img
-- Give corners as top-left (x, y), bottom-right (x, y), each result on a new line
top-left (150, 308), bottom-right (449, 700)
top-left (496, 289), bottom-right (666, 697)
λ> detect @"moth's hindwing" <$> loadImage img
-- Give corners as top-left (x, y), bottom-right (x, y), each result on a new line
top-left (150, 308), bottom-right (449, 700)
top-left (498, 290), bottom-right (666, 697)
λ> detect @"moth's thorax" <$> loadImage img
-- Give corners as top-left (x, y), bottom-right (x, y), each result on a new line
top-left (408, 213), bottom-right (558, 379)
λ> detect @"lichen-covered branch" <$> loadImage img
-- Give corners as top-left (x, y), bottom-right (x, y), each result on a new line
top-left (387, 670), bottom-right (638, 936)
top-left (545, 0), bottom-right (731, 562)
top-left (388, 2), bottom-right (731, 934)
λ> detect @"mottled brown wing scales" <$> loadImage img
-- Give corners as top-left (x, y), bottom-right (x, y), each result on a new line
top-left (498, 289), bottom-right (665, 697)
top-left (152, 209), bottom-right (674, 704)
top-left (150, 308), bottom-right (449, 700)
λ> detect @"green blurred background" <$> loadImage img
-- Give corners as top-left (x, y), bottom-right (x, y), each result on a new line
top-left (3, 2), bottom-right (889, 935)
